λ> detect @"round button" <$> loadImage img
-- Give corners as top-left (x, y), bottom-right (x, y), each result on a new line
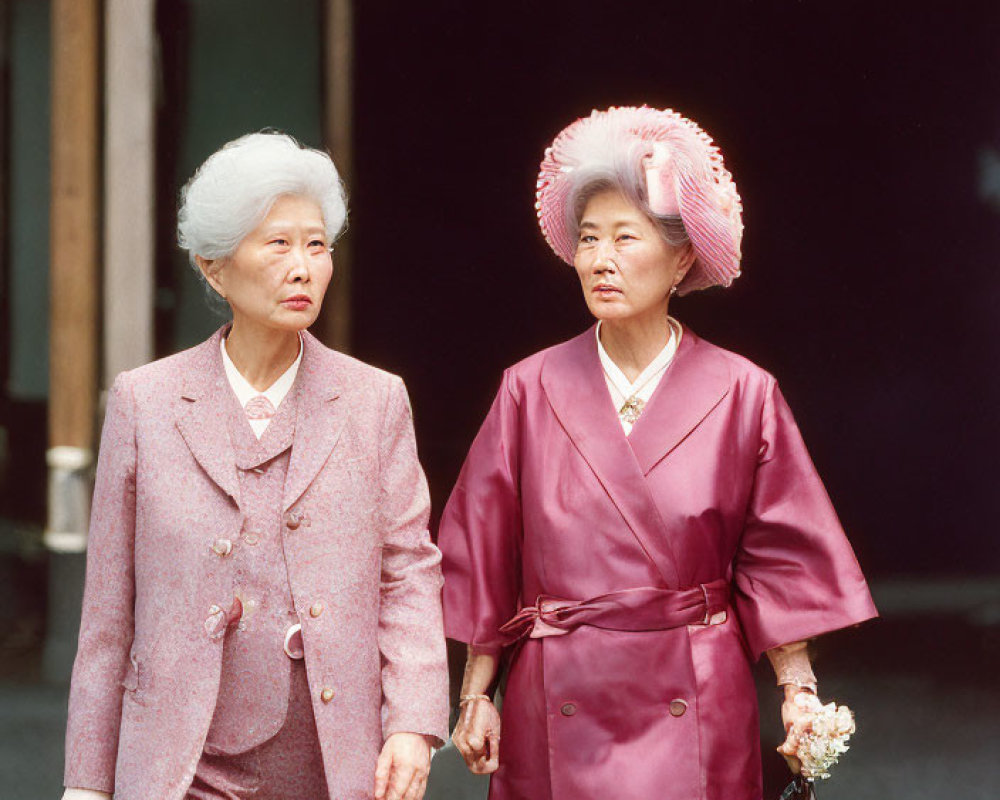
top-left (243, 531), bottom-right (260, 546)
top-left (309, 602), bottom-right (324, 618)
top-left (210, 538), bottom-right (232, 556)
top-left (560, 702), bottom-right (577, 716)
top-left (320, 687), bottom-right (335, 703)
top-left (285, 511), bottom-right (301, 530)
top-left (669, 699), bottom-right (688, 717)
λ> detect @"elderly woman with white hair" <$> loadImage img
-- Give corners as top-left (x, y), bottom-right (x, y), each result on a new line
top-left (61, 132), bottom-right (449, 800)
top-left (438, 107), bottom-right (878, 800)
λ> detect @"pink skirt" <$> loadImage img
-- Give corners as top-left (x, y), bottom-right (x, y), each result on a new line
top-left (186, 662), bottom-right (329, 800)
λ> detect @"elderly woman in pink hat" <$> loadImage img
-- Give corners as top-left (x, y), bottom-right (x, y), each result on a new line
top-left (437, 107), bottom-right (877, 800)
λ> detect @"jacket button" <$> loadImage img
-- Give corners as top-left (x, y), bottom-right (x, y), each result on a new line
top-left (309, 602), bottom-right (324, 618)
top-left (669, 699), bottom-right (688, 717)
top-left (243, 530), bottom-right (260, 546)
top-left (560, 702), bottom-right (577, 716)
top-left (320, 687), bottom-right (335, 703)
top-left (210, 538), bottom-right (232, 556)
top-left (284, 511), bottom-right (301, 530)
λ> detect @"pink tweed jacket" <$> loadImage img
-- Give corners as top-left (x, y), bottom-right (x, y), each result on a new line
top-left (64, 328), bottom-right (450, 800)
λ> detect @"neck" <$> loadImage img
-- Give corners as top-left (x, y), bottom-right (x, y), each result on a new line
top-left (224, 320), bottom-right (301, 392)
top-left (599, 308), bottom-right (672, 384)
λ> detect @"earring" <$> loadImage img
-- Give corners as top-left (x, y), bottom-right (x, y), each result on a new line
top-left (670, 285), bottom-right (678, 296)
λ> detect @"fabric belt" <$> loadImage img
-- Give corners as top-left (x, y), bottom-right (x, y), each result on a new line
top-left (498, 578), bottom-right (730, 642)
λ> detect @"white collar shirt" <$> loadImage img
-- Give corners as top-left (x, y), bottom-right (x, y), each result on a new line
top-left (220, 334), bottom-right (303, 439)
top-left (596, 317), bottom-right (683, 435)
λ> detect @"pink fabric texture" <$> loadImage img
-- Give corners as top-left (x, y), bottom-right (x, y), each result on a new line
top-left (438, 325), bottom-right (877, 800)
top-left (204, 389), bottom-right (298, 755)
top-left (188, 662), bottom-right (328, 799)
top-left (535, 106), bottom-right (744, 294)
top-left (64, 328), bottom-right (449, 800)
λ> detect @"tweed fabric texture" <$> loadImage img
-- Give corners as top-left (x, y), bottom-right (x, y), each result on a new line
top-left (189, 662), bottom-right (328, 799)
top-left (203, 388), bottom-right (297, 753)
top-left (64, 327), bottom-right (450, 800)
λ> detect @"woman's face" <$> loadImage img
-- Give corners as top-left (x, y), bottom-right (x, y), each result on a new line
top-left (199, 194), bottom-right (333, 335)
top-left (573, 189), bottom-right (693, 326)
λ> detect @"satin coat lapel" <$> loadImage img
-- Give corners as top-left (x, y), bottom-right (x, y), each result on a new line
top-left (282, 331), bottom-right (346, 511)
top-left (627, 328), bottom-right (731, 475)
top-left (540, 328), bottom-right (680, 587)
top-left (176, 329), bottom-right (241, 506)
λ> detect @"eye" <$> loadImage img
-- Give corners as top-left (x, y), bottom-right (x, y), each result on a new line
top-left (269, 238), bottom-right (289, 247)
top-left (617, 233), bottom-right (637, 242)
top-left (309, 238), bottom-right (328, 249)
top-left (578, 234), bottom-right (597, 244)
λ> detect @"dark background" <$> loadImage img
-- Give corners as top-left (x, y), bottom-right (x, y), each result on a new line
top-left (347, 0), bottom-right (1000, 578)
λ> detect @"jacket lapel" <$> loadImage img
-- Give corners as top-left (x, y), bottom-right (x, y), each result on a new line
top-left (627, 328), bottom-right (731, 475)
top-left (540, 328), bottom-right (681, 587)
top-left (282, 331), bottom-right (346, 511)
top-left (176, 329), bottom-right (241, 505)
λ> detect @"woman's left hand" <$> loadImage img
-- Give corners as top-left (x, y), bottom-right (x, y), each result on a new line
top-left (374, 732), bottom-right (432, 800)
top-left (777, 686), bottom-right (813, 773)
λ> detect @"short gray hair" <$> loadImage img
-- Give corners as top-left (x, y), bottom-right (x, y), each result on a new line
top-left (177, 131), bottom-right (347, 274)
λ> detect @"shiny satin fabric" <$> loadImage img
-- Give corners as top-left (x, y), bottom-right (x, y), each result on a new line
top-left (498, 579), bottom-right (730, 641)
top-left (439, 324), bottom-right (877, 800)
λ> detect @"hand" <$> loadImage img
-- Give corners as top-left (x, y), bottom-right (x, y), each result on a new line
top-left (777, 686), bottom-right (815, 773)
top-left (451, 696), bottom-right (501, 775)
top-left (374, 732), bottom-right (432, 800)
top-left (62, 790), bottom-right (112, 800)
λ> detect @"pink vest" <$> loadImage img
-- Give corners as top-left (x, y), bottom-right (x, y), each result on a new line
top-left (204, 386), bottom-right (301, 754)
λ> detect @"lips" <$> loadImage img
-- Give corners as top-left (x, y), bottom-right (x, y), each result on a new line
top-left (281, 295), bottom-right (312, 310)
top-left (593, 284), bottom-right (622, 294)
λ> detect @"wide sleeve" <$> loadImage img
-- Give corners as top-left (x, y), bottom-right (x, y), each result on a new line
top-left (438, 369), bottom-right (523, 655)
top-left (64, 373), bottom-right (138, 793)
top-left (732, 377), bottom-right (878, 660)
top-left (376, 376), bottom-right (450, 745)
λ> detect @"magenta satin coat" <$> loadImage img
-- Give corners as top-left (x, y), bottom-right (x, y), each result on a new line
top-left (438, 325), bottom-right (877, 800)
top-left (64, 329), bottom-right (449, 799)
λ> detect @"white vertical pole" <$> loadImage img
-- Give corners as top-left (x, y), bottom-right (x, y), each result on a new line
top-left (104, 0), bottom-right (156, 383)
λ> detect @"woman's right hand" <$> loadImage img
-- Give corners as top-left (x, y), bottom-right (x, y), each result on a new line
top-left (451, 696), bottom-right (501, 774)
top-left (62, 790), bottom-right (111, 800)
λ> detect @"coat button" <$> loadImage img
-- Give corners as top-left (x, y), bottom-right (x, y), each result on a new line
top-left (560, 702), bottom-right (577, 716)
top-left (669, 699), bottom-right (688, 717)
top-left (210, 538), bottom-right (232, 556)
top-left (243, 530), bottom-right (260, 546)
top-left (320, 687), bottom-right (335, 703)
top-left (284, 511), bottom-right (301, 530)
top-left (309, 602), bottom-right (324, 618)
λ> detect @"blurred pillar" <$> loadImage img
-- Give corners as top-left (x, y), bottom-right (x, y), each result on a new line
top-left (104, 0), bottom-right (156, 381)
top-left (43, 0), bottom-right (100, 682)
top-left (318, 0), bottom-right (353, 352)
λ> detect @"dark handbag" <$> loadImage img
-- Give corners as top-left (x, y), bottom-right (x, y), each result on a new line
top-left (780, 775), bottom-right (817, 800)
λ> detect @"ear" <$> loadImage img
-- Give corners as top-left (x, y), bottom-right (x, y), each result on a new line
top-left (674, 243), bottom-right (697, 286)
top-left (195, 255), bottom-right (226, 298)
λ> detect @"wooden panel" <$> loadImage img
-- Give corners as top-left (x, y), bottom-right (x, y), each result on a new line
top-left (49, 0), bottom-right (99, 449)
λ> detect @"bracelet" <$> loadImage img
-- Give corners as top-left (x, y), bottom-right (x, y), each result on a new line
top-left (779, 679), bottom-right (818, 694)
top-left (458, 693), bottom-right (492, 705)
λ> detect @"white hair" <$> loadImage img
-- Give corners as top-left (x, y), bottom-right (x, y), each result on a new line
top-left (566, 165), bottom-right (690, 252)
top-left (177, 131), bottom-right (347, 272)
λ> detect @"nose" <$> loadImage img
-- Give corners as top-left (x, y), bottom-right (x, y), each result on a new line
top-left (591, 242), bottom-right (617, 273)
top-left (286, 245), bottom-right (311, 283)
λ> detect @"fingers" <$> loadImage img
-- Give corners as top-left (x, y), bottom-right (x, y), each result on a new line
top-left (374, 747), bottom-right (392, 800)
top-left (452, 698), bottom-right (500, 771)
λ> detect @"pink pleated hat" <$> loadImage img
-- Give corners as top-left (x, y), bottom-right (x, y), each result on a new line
top-left (534, 106), bottom-right (744, 294)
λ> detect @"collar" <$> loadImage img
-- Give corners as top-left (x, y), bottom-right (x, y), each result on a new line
top-left (596, 317), bottom-right (683, 399)
top-left (220, 333), bottom-right (303, 411)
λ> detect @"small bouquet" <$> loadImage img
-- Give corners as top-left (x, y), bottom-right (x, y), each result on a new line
top-left (780, 692), bottom-right (856, 780)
